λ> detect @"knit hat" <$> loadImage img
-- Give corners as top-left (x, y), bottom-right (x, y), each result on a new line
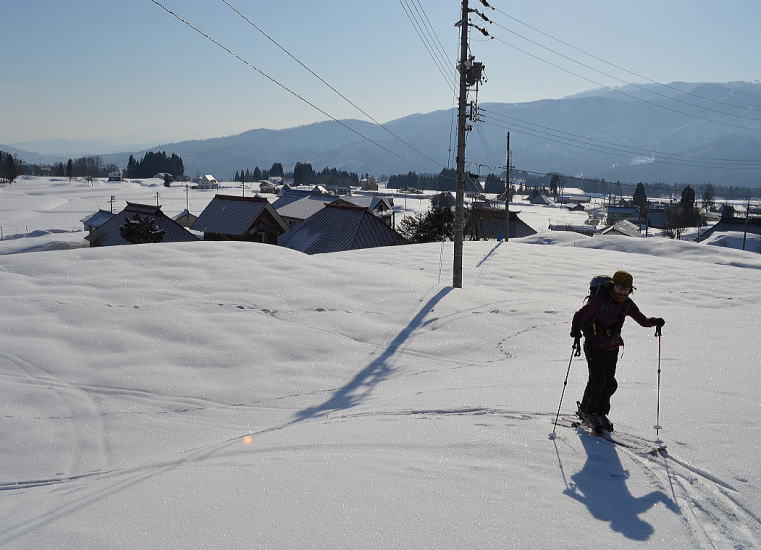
top-left (612, 270), bottom-right (635, 289)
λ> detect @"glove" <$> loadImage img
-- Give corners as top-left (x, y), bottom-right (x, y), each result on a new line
top-left (572, 336), bottom-right (582, 356)
top-left (570, 328), bottom-right (582, 339)
top-left (650, 317), bottom-right (665, 328)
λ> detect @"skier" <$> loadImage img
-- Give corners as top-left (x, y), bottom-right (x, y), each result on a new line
top-left (570, 270), bottom-right (665, 433)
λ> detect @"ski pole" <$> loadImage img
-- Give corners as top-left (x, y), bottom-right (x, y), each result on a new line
top-left (654, 325), bottom-right (663, 437)
top-left (550, 340), bottom-right (580, 438)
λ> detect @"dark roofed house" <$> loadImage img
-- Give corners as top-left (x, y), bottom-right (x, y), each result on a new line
top-left (599, 219), bottom-right (642, 237)
top-left (332, 195), bottom-right (395, 227)
top-left (695, 215), bottom-right (761, 244)
top-left (81, 209), bottom-right (115, 234)
top-left (464, 207), bottom-right (537, 240)
top-left (191, 194), bottom-right (289, 243)
top-left (431, 192), bottom-right (456, 209)
top-left (172, 209), bottom-right (198, 228)
top-left (275, 196), bottom-right (337, 229)
top-left (527, 188), bottom-right (552, 205)
top-left (85, 202), bottom-right (199, 247)
top-left (278, 203), bottom-right (407, 254)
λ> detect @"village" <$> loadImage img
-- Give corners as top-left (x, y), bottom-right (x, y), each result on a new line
top-left (30, 170), bottom-right (760, 256)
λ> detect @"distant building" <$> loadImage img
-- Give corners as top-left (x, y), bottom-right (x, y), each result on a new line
top-left (360, 177), bottom-right (378, 191)
top-left (464, 207), bottom-right (537, 240)
top-left (278, 203), bottom-right (407, 254)
top-left (527, 188), bottom-right (552, 205)
top-left (107, 170), bottom-right (123, 182)
top-left (191, 194), bottom-right (289, 243)
top-left (195, 174), bottom-right (219, 189)
top-left (333, 195), bottom-right (395, 227)
top-left (81, 209), bottom-right (114, 234)
top-left (275, 196), bottom-right (337, 229)
top-left (172, 209), bottom-right (198, 228)
top-left (85, 203), bottom-right (199, 247)
top-left (599, 219), bottom-right (642, 237)
top-left (431, 192), bottom-right (456, 209)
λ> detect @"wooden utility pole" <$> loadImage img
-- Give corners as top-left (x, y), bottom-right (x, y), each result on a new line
top-left (503, 131), bottom-right (511, 242)
top-left (453, 0), bottom-right (470, 288)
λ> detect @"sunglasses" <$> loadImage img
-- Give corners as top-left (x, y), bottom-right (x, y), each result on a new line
top-left (612, 284), bottom-right (632, 297)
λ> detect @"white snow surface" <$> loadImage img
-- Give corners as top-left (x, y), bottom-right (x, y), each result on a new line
top-left (1, 178), bottom-right (760, 549)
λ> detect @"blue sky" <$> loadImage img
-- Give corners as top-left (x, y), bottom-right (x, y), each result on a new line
top-left (2, 0), bottom-right (760, 146)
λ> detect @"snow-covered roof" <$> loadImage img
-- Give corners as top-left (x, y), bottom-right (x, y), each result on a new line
top-left (85, 202), bottom-right (199, 246)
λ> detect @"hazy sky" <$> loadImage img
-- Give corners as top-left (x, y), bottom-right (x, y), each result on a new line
top-left (2, 0), bottom-right (760, 146)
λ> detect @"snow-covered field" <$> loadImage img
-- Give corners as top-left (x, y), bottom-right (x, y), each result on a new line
top-left (1, 178), bottom-right (760, 549)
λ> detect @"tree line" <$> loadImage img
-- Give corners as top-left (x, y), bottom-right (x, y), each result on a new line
top-left (234, 162), bottom-right (360, 188)
top-left (126, 151), bottom-right (184, 178)
top-left (234, 163), bottom-right (284, 183)
top-left (0, 151), bottom-right (19, 184)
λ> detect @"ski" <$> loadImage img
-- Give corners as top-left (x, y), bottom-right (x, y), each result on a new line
top-left (553, 416), bottom-right (667, 456)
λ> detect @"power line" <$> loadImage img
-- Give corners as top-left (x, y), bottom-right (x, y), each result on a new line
top-left (219, 0), bottom-right (446, 170)
top-left (486, 19), bottom-right (761, 125)
top-left (488, 34), bottom-right (761, 132)
top-left (480, 108), bottom-right (761, 166)
top-left (479, 116), bottom-right (761, 171)
top-left (399, 0), bottom-right (458, 93)
top-left (486, 5), bottom-right (761, 116)
top-left (147, 0), bottom-right (433, 172)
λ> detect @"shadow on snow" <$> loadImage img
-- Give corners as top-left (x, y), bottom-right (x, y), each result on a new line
top-left (294, 287), bottom-right (453, 422)
top-left (563, 431), bottom-right (678, 541)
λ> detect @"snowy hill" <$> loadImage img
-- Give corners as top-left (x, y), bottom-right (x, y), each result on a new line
top-left (1, 178), bottom-right (760, 548)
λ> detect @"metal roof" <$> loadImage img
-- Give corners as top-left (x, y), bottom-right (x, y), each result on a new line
top-left (81, 209), bottom-right (114, 228)
top-left (278, 204), bottom-right (407, 254)
top-left (276, 196), bottom-right (336, 221)
top-left (85, 202), bottom-right (199, 246)
top-left (465, 209), bottom-right (537, 239)
top-left (191, 194), bottom-right (288, 236)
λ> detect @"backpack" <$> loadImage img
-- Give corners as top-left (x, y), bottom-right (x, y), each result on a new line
top-left (586, 275), bottom-right (612, 303)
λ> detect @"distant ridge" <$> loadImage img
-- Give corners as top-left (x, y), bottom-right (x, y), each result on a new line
top-left (10, 81), bottom-right (761, 188)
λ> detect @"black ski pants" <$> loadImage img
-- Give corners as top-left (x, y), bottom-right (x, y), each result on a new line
top-left (579, 342), bottom-right (619, 415)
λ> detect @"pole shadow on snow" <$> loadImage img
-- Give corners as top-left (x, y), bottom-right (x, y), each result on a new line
top-left (563, 432), bottom-right (678, 541)
top-left (294, 287), bottom-right (453, 422)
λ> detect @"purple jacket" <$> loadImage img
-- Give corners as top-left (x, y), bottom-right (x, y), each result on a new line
top-left (571, 287), bottom-right (655, 350)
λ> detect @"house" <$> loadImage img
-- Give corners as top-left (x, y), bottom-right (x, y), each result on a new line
top-left (81, 209), bottom-right (115, 233)
top-left (191, 194), bottom-right (289, 243)
top-left (172, 209), bottom-right (198, 228)
top-left (278, 203), bottom-right (407, 254)
top-left (568, 203), bottom-right (586, 212)
top-left (431, 192), bottom-right (456, 209)
top-left (527, 188), bottom-right (552, 205)
top-left (605, 205), bottom-right (640, 226)
top-left (195, 174), bottom-right (219, 189)
top-left (332, 195), bottom-right (395, 227)
top-left (695, 215), bottom-right (761, 247)
top-left (598, 219), bottom-right (642, 237)
top-left (272, 186), bottom-right (336, 210)
top-left (275, 196), bottom-right (337, 229)
top-left (107, 170), bottom-right (123, 182)
top-left (259, 180), bottom-right (279, 194)
top-left (464, 207), bottom-right (537, 240)
top-left (548, 223), bottom-right (595, 236)
top-left (360, 177), bottom-right (378, 191)
top-left (85, 202), bottom-right (199, 247)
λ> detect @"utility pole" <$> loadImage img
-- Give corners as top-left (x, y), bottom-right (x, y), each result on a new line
top-left (109, 195), bottom-right (116, 214)
top-left (453, 0), bottom-right (486, 287)
top-left (503, 131), bottom-right (510, 242)
top-left (453, 0), bottom-right (470, 288)
top-left (155, 191), bottom-right (160, 207)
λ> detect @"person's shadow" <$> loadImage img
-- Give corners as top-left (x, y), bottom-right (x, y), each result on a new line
top-left (564, 431), bottom-right (679, 540)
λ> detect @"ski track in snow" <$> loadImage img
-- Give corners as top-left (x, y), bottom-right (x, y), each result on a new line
top-left (2, 402), bottom-right (760, 549)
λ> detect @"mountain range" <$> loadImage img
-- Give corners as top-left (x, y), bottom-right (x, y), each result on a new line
top-left (5, 82), bottom-right (761, 188)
